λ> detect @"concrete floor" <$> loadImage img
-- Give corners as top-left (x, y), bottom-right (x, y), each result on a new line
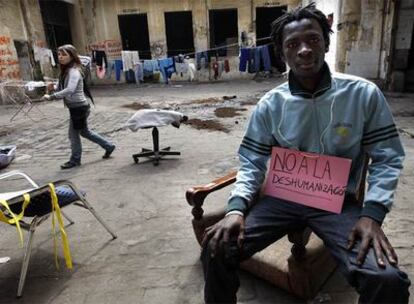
top-left (0, 78), bottom-right (413, 304)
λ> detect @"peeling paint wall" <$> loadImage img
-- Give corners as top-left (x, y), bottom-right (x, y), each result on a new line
top-left (335, 0), bottom-right (396, 84)
top-left (67, 0), bottom-right (300, 83)
top-left (0, 0), bottom-right (47, 82)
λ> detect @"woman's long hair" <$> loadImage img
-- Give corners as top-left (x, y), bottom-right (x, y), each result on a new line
top-left (57, 44), bottom-right (94, 103)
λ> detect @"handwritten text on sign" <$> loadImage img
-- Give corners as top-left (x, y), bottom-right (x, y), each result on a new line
top-left (263, 147), bottom-right (352, 213)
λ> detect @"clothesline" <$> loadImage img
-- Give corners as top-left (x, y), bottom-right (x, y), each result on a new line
top-left (92, 35), bottom-right (274, 62)
top-left (173, 35), bottom-right (274, 58)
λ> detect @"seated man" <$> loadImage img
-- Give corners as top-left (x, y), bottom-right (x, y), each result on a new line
top-left (201, 4), bottom-right (411, 304)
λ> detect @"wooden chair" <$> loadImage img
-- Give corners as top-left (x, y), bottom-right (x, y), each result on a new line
top-left (186, 156), bottom-right (369, 300)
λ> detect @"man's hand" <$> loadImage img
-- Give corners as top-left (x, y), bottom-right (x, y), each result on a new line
top-left (202, 214), bottom-right (244, 258)
top-left (348, 216), bottom-right (398, 267)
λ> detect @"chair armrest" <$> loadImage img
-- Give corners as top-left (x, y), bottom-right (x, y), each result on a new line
top-left (0, 170), bottom-right (39, 188)
top-left (186, 171), bottom-right (237, 220)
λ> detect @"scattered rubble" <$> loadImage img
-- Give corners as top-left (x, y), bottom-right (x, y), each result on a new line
top-left (214, 107), bottom-right (247, 118)
top-left (184, 118), bottom-right (230, 133)
top-left (122, 102), bottom-right (152, 110)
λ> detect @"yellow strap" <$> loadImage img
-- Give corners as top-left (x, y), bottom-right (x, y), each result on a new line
top-left (49, 183), bottom-right (73, 270)
top-left (0, 193), bottom-right (30, 247)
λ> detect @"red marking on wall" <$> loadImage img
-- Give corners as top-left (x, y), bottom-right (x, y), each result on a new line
top-left (0, 35), bottom-right (21, 80)
top-left (87, 39), bottom-right (122, 59)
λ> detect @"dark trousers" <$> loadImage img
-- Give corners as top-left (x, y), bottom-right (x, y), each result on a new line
top-left (201, 196), bottom-right (410, 304)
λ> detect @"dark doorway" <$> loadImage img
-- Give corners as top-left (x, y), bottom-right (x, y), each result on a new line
top-left (256, 6), bottom-right (287, 72)
top-left (165, 11), bottom-right (195, 57)
top-left (209, 9), bottom-right (238, 56)
top-left (39, 0), bottom-right (72, 58)
top-left (118, 14), bottom-right (151, 59)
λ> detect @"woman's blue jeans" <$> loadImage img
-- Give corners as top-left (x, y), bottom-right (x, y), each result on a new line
top-left (68, 112), bottom-right (114, 164)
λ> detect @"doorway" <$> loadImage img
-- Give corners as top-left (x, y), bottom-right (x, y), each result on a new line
top-left (165, 11), bottom-right (195, 57)
top-left (39, 0), bottom-right (72, 60)
top-left (209, 9), bottom-right (238, 56)
top-left (256, 6), bottom-right (287, 72)
top-left (118, 14), bottom-right (151, 59)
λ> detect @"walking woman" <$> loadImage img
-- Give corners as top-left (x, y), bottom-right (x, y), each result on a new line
top-left (43, 44), bottom-right (115, 169)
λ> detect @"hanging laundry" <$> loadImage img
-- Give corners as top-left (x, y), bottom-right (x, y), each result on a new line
top-left (92, 50), bottom-right (107, 68)
top-left (105, 60), bottom-right (115, 79)
top-left (218, 61), bottom-right (224, 78)
top-left (79, 55), bottom-right (91, 69)
top-left (187, 61), bottom-right (196, 82)
top-left (33, 46), bottom-right (56, 67)
top-left (121, 51), bottom-right (139, 72)
top-left (196, 51), bottom-right (209, 70)
top-left (134, 62), bottom-right (144, 83)
top-left (224, 59), bottom-right (230, 73)
top-left (158, 58), bottom-right (175, 84)
top-left (143, 60), bottom-right (159, 77)
top-left (125, 69), bottom-right (136, 83)
top-left (239, 48), bottom-right (250, 72)
top-left (248, 48), bottom-right (257, 73)
top-left (211, 61), bottom-right (219, 80)
top-left (258, 45), bottom-right (272, 72)
top-left (175, 62), bottom-right (189, 75)
top-left (114, 60), bottom-right (123, 81)
top-left (96, 64), bottom-right (106, 79)
top-left (239, 45), bottom-right (272, 73)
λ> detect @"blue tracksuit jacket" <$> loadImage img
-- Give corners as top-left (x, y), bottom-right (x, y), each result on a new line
top-left (227, 65), bottom-right (404, 223)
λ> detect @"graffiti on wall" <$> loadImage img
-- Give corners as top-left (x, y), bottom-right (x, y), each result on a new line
top-left (0, 35), bottom-right (21, 80)
top-left (87, 39), bottom-right (122, 59)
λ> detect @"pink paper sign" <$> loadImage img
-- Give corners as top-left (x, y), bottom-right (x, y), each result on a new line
top-left (263, 147), bottom-right (352, 214)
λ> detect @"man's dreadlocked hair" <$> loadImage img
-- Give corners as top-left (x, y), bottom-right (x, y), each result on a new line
top-left (270, 3), bottom-right (333, 57)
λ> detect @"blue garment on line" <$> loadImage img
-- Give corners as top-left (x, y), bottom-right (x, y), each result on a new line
top-left (125, 69), bottom-right (136, 83)
top-left (239, 48), bottom-right (250, 72)
top-left (248, 48), bottom-right (258, 73)
top-left (114, 60), bottom-right (123, 81)
top-left (158, 58), bottom-right (175, 83)
top-left (105, 60), bottom-right (119, 79)
top-left (196, 51), bottom-right (209, 70)
top-left (143, 60), bottom-right (159, 77)
top-left (135, 63), bottom-right (144, 82)
top-left (259, 45), bottom-right (272, 72)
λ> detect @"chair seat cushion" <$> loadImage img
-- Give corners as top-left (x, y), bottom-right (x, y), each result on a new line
top-left (241, 233), bottom-right (336, 299)
top-left (8, 186), bottom-right (83, 216)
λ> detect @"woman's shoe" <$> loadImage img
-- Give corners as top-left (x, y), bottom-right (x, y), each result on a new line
top-left (60, 161), bottom-right (80, 169)
top-left (103, 145), bottom-right (116, 159)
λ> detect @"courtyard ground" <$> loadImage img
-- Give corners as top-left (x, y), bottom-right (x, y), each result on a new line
top-left (0, 78), bottom-right (413, 304)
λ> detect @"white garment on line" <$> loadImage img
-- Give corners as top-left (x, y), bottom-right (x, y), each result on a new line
top-left (33, 46), bottom-right (56, 66)
top-left (122, 51), bottom-right (140, 71)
